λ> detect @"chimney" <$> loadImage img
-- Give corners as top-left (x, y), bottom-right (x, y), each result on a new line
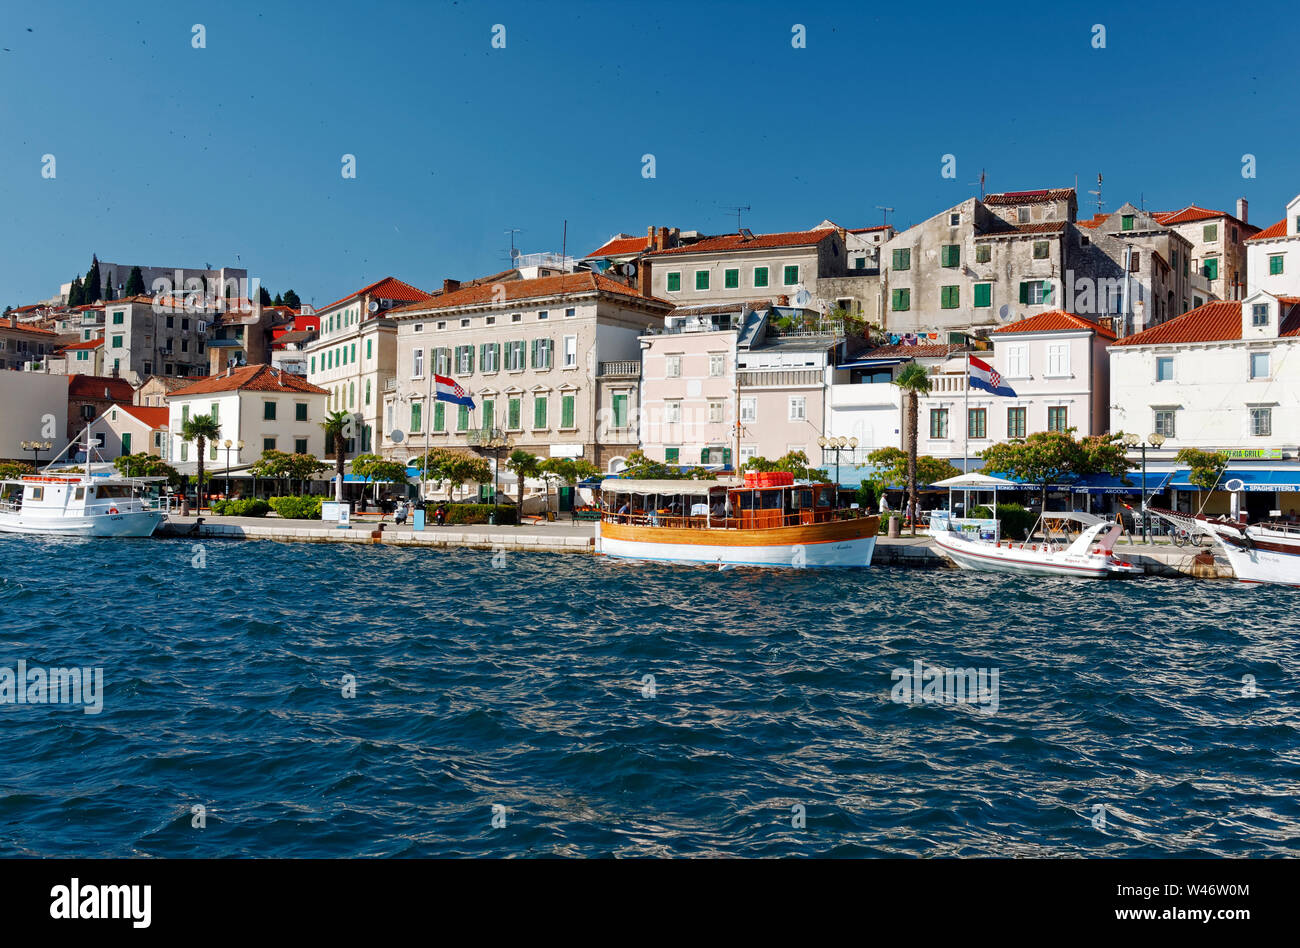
top-left (638, 258), bottom-right (653, 297)
top-left (656, 227), bottom-right (669, 251)
top-left (443, 278), bottom-right (461, 294)
top-left (1236, 198), bottom-right (1248, 224)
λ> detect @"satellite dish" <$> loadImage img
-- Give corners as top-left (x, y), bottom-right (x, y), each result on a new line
top-left (1224, 478), bottom-right (1245, 492)
top-left (998, 304), bottom-right (1012, 321)
top-left (792, 287), bottom-right (812, 306)
top-left (390, 430), bottom-right (406, 444)
top-left (510, 248), bottom-right (522, 260)
top-left (368, 301), bottom-right (379, 313)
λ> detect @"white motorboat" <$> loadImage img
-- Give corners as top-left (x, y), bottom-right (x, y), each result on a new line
top-left (929, 511), bottom-right (1143, 578)
top-left (1149, 507), bottom-right (1300, 587)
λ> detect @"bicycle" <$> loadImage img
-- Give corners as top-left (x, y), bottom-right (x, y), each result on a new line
top-left (1170, 524), bottom-right (1203, 547)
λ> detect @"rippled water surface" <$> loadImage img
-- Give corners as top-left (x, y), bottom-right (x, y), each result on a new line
top-left (1, 534), bottom-right (1298, 857)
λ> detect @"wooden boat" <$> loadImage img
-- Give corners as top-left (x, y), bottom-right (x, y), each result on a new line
top-left (1148, 506), bottom-right (1300, 586)
top-left (595, 475), bottom-right (878, 568)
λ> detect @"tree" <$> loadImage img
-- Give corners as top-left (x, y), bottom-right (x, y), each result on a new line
top-left (980, 429), bottom-right (1132, 513)
top-left (259, 286), bottom-right (273, 306)
top-left (741, 450), bottom-right (830, 482)
top-left (352, 453), bottom-right (408, 499)
top-left (250, 449), bottom-right (293, 494)
top-left (67, 276), bottom-right (84, 307)
top-left (320, 410), bottom-right (351, 494)
top-left (619, 449), bottom-right (672, 479)
top-left (113, 453), bottom-right (184, 489)
top-left (1175, 447), bottom-right (1229, 494)
top-left (272, 293), bottom-right (284, 307)
top-left (444, 454), bottom-right (492, 501)
top-left (103, 278), bottom-right (115, 301)
top-left (83, 257), bottom-right (102, 303)
top-left (539, 456), bottom-right (600, 513)
top-left (1, 305), bottom-right (10, 317)
top-left (865, 446), bottom-right (960, 500)
top-left (281, 289), bottom-right (301, 310)
top-left (180, 414), bottom-right (222, 510)
top-left (0, 461), bottom-right (35, 479)
top-left (893, 363), bottom-right (932, 535)
top-left (124, 266), bottom-right (146, 297)
top-left (285, 452), bottom-right (327, 494)
top-left (506, 449), bottom-right (542, 510)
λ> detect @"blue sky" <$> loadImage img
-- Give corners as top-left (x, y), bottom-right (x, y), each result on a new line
top-left (2, 0), bottom-right (1298, 308)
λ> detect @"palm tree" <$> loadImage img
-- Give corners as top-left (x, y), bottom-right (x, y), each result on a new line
top-left (321, 410), bottom-right (350, 499)
top-left (180, 414), bottom-right (221, 513)
top-left (506, 449), bottom-right (541, 515)
top-left (892, 363), bottom-right (932, 536)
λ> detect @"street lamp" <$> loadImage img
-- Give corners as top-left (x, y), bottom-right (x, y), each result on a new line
top-left (19, 440), bottom-right (53, 469)
top-left (1122, 431), bottom-right (1166, 542)
top-left (480, 428), bottom-right (513, 525)
top-left (818, 435), bottom-right (858, 488)
top-left (223, 439), bottom-right (244, 499)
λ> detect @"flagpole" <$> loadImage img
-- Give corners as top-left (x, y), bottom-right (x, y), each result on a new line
top-left (422, 359), bottom-right (433, 500)
top-left (963, 352), bottom-right (970, 474)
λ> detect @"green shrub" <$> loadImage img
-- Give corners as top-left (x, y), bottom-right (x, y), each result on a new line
top-left (268, 495), bottom-right (323, 520)
top-left (444, 503), bottom-right (518, 525)
top-left (971, 503), bottom-right (1036, 540)
top-left (211, 499), bottom-right (270, 517)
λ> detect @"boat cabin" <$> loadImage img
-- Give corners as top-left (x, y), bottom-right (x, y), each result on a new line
top-left (599, 475), bottom-right (849, 530)
top-left (0, 475), bottom-right (159, 517)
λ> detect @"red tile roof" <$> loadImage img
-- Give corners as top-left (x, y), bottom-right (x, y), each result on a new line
top-left (993, 310), bottom-right (1116, 340)
top-left (644, 229), bottom-right (834, 257)
top-left (1112, 299), bottom-right (1300, 346)
top-left (58, 338), bottom-right (104, 351)
top-left (115, 404), bottom-right (169, 429)
top-left (2, 320), bottom-right (57, 335)
top-left (848, 224), bottom-right (892, 233)
top-left (169, 364), bottom-right (329, 396)
top-left (319, 276), bottom-right (434, 313)
top-left (585, 234), bottom-right (651, 258)
top-left (1247, 219), bottom-right (1288, 241)
top-left (1078, 213), bottom-right (1110, 229)
top-left (391, 272), bottom-right (665, 314)
top-left (1156, 204), bottom-right (1255, 230)
top-left (68, 375), bottom-right (134, 401)
top-left (983, 188), bottom-right (1075, 206)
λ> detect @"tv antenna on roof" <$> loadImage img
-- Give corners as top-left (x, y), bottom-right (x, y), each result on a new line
top-left (876, 206), bottom-right (895, 226)
top-left (722, 205), bottom-right (750, 231)
top-left (967, 169), bottom-right (986, 200)
top-left (1088, 173), bottom-right (1105, 214)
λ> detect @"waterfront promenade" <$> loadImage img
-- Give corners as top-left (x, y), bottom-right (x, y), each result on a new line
top-left (157, 515), bottom-right (1234, 578)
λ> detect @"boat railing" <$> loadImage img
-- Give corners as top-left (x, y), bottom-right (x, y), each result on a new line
top-left (600, 507), bottom-right (869, 529)
top-left (930, 510), bottom-right (1000, 542)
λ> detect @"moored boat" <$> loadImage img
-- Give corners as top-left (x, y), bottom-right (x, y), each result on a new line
top-left (928, 510), bottom-right (1143, 578)
top-left (1149, 507), bottom-right (1300, 586)
top-left (595, 475), bottom-right (878, 568)
top-left (0, 473), bottom-right (167, 537)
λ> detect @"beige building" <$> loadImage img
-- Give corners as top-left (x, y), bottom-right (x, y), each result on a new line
top-left (0, 318), bottom-right (61, 371)
top-left (305, 276), bottom-right (434, 456)
top-left (384, 272), bottom-right (672, 471)
top-left (1152, 201), bottom-right (1258, 303)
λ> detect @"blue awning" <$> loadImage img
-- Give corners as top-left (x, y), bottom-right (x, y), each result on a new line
top-left (1070, 472), bottom-right (1169, 494)
top-left (840, 358), bottom-right (910, 369)
top-left (1168, 468), bottom-right (1300, 492)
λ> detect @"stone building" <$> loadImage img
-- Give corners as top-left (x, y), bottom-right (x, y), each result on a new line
top-left (1153, 200), bottom-right (1257, 303)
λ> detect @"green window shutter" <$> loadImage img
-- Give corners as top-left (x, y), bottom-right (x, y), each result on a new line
top-left (891, 288), bottom-right (910, 312)
top-left (701, 447), bottom-right (710, 463)
top-left (1042, 282), bottom-right (1053, 305)
top-left (433, 401), bottom-right (445, 431)
top-left (783, 265), bottom-right (799, 285)
top-left (753, 267), bottom-right (768, 287)
top-left (665, 447), bottom-right (679, 464)
top-left (892, 248), bottom-right (910, 270)
top-left (296, 403), bottom-right (307, 421)
top-left (533, 396), bottom-right (547, 429)
top-left (366, 339), bottom-right (372, 359)
top-left (940, 286), bottom-right (959, 309)
top-left (1271, 255), bottom-right (1284, 275)
top-left (724, 269), bottom-right (739, 289)
top-left (351, 343), bottom-right (356, 363)
top-left (1019, 282), bottom-right (1030, 304)
top-left (561, 394), bottom-right (575, 428)
top-left (1121, 215), bottom-right (1134, 231)
top-left (722, 447), bottom-right (731, 466)
top-left (411, 402), bottom-right (422, 432)
top-left (1203, 224), bottom-right (1218, 242)
top-left (482, 400), bottom-right (494, 429)
top-left (667, 272), bottom-right (681, 292)
top-left (695, 270), bottom-right (709, 290)
top-left (122, 432), bottom-right (131, 454)
top-left (530, 338), bottom-right (539, 367)
top-left (941, 244), bottom-right (959, 267)
top-left (974, 283), bottom-right (991, 308)
top-left (612, 393), bottom-right (627, 427)
top-left (976, 244), bottom-right (990, 263)
top-left (508, 398), bottom-right (521, 430)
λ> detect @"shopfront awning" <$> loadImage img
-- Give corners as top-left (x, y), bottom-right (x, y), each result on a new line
top-left (1168, 468), bottom-right (1300, 492)
top-left (839, 358), bottom-right (911, 369)
top-left (1070, 472), bottom-right (1169, 494)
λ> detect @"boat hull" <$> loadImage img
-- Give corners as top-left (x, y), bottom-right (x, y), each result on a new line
top-left (597, 517), bottom-right (878, 568)
top-left (1214, 536), bottom-right (1300, 586)
top-left (930, 530), bottom-right (1140, 578)
top-left (0, 509), bottom-right (164, 538)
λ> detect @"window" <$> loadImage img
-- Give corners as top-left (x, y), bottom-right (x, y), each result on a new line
top-left (707, 400), bottom-right (723, 423)
top-left (974, 283), bottom-right (992, 308)
top-left (537, 310), bottom-right (548, 321)
top-left (457, 404), bottom-right (470, 431)
top-left (949, 212), bottom-right (960, 226)
top-left (365, 380), bottom-right (370, 405)
top-left (1250, 407), bottom-right (1272, 437)
top-left (1129, 252), bottom-right (1141, 273)
top-left (724, 269), bottom-right (739, 289)
top-left (506, 340), bottom-right (526, 371)
top-left (1252, 304), bottom-right (1269, 327)
top-left (481, 400), bottom-right (495, 430)
top-left (433, 402), bottom-right (445, 432)
top-left (1250, 351), bottom-right (1270, 379)
top-left (975, 244), bottom-right (991, 263)
top-left (565, 307), bottom-right (576, 318)
top-left (507, 397), bottom-right (521, 431)
top-left (665, 354), bottom-right (681, 378)
top-left (753, 267), bottom-right (769, 288)
top-left (1032, 241), bottom-right (1049, 259)
top-left (510, 315), bottom-right (521, 324)
top-left (853, 256), bottom-right (866, 269)
top-left (708, 353), bottom-right (725, 377)
top-left (531, 338), bottom-right (553, 370)
top-left (1007, 406), bottom-right (1026, 439)
top-left (112, 311), bottom-right (124, 325)
top-left (1156, 356), bottom-right (1174, 382)
top-left (940, 286), bottom-right (960, 309)
top-left (695, 270), bottom-right (710, 290)
top-left (891, 288), bottom-right (911, 312)
top-left (563, 336), bottom-right (577, 369)
top-left (612, 393), bottom-right (629, 428)
top-left (264, 401), bottom-right (276, 421)
top-left (296, 403), bottom-right (308, 421)
top-left (1047, 406), bottom-right (1068, 432)
top-left (561, 394), bottom-right (575, 428)
top-left (1017, 207), bottom-right (1030, 223)
top-left (457, 345), bottom-right (474, 374)
top-left (665, 447), bottom-right (680, 464)
top-left (210, 441), bottom-right (218, 462)
top-left (413, 347), bottom-right (424, 377)
top-left (1005, 344), bottom-right (1027, 377)
top-left (410, 402), bottom-right (422, 433)
top-left (929, 408), bottom-right (949, 439)
top-left (366, 339), bottom-right (372, 360)
top-left (480, 342), bottom-right (501, 372)
top-left (892, 248), bottom-right (911, 270)
top-left (1121, 214), bottom-right (1134, 231)
top-left (783, 265), bottom-right (799, 286)
top-left (968, 407), bottom-right (987, 439)
top-left (1203, 257), bottom-right (1219, 281)
top-left (739, 397), bottom-right (756, 423)
top-left (1019, 280), bottom-right (1053, 305)
top-left (1271, 254), bottom-right (1285, 275)
top-left (1203, 223), bottom-right (1218, 242)
top-left (665, 400), bottom-right (681, 424)
top-left (667, 272), bottom-right (681, 292)
top-left (180, 443), bottom-right (189, 462)
top-left (788, 396), bottom-right (806, 421)
top-left (1046, 343), bottom-right (1069, 377)
top-left (940, 244), bottom-right (960, 267)
top-left (533, 396), bottom-right (548, 429)
top-left (310, 356), bottom-right (315, 374)
top-left (1154, 410), bottom-right (1176, 439)
top-left (111, 334), bottom-right (123, 348)
top-left (295, 438), bottom-right (308, 454)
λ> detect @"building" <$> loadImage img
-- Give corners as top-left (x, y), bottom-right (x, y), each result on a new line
top-left (0, 318), bottom-right (61, 370)
top-left (1153, 200), bottom-right (1257, 302)
top-left (165, 364), bottom-right (330, 470)
top-left (134, 374), bottom-right (191, 408)
top-left (96, 295), bottom-right (217, 384)
top-left (1109, 296), bottom-right (1300, 518)
top-left (204, 301), bottom-right (280, 375)
top-left (53, 337), bottom-right (105, 375)
top-left (304, 277), bottom-right (435, 457)
top-left (66, 375), bottom-right (134, 440)
top-left (384, 272), bottom-right (673, 472)
top-left (90, 404), bottom-right (169, 459)
top-left (0, 372), bottom-right (69, 463)
top-left (59, 262), bottom-right (248, 307)
top-left (1244, 194), bottom-right (1300, 298)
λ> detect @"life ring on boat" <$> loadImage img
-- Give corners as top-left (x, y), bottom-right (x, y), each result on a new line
top-left (108, 506), bottom-right (119, 515)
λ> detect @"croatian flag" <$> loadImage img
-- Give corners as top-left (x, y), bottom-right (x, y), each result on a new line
top-left (434, 375), bottom-right (475, 408)
top-left (968, 356), bottom-right (1016, 397)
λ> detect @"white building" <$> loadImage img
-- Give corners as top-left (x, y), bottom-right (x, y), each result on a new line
top-left (1245, 194), bottom-right (1300, 298)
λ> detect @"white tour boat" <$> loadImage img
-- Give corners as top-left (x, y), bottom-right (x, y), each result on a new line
top-left (1148, 506), bottom-right (1300, 587)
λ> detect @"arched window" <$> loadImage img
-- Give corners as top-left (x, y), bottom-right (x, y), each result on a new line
top-left (365, 380), bottom-right (371, 405)
top-left (350, 382), bottom-right (355, 407)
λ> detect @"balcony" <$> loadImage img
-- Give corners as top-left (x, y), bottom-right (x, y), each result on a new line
top-left (737, 368), bottom-right (822, 388)
top-left (598, 361), bottom-right (640, 378)
top-left (466, 426), bottom-right (510, 447)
